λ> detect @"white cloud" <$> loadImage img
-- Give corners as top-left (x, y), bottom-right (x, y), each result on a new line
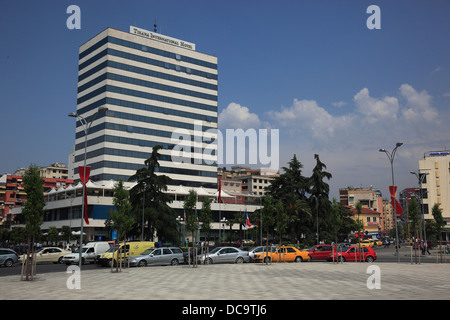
top-left (218, 102), bottom-right (261, 130)
top-left (353, 88), bottom-right (399, 124)
top-left (331, 101), bottom-right (347, 107)
top-left (268, 98), bottom-right (354, 142)
top-left (263, 84), bottom-right (449, 199)
top-left (399, 84), bottom-right (438, 123)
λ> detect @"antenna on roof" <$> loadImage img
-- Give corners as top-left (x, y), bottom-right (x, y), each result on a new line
top-left (154, 20), bottom-right (157, 33)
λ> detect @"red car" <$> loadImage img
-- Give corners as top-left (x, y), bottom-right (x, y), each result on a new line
top-left (308, 244), bottom-right (336, 261)
top-left (328, 246), bottom-right (377, 263)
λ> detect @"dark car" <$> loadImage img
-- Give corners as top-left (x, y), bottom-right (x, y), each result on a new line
top-left (0, 248), bottom-right (19, 267)
top-left (308, 244), bottom-right (336, 261)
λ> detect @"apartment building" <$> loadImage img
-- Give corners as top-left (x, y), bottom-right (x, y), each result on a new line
top-left (418, 150), bottom-right (450, 239)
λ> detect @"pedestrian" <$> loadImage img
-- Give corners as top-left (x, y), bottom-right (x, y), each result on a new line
top-left (424, 241), bottom-right (431, 255)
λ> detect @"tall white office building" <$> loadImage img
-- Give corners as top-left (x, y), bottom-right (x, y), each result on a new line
top-left (70, 26), bottom-right (218, 190)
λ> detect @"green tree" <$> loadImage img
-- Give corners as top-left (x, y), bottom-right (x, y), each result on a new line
top-left (105, 179), bottom-right (135, 241)
top-left (309, 154), bottom-right (332, 243)
top-left (21, 164), bottom-right (45, 280)
top-left (183, 190), bottom-right (198, 246)
top-left (47, 226), bottom-right (59, 245)
top-left (266, 154), bottom-right (310, 241)
top-left (274, 200), bottom-right (288, 245)
top-left (328, 199), bottom-right (342, 244)
top-left (431, 203), bottom-right (445, 260)
top-left (10, 227), bottom-right (26, 244)
top-left (199, 197), bottom-right (213, 244)
top-left (260, 195), bottom-right (276, 245)
top-left (60, 225), bottom-right (73, 245)
top-left (128, 145), bottom-right (177, 243)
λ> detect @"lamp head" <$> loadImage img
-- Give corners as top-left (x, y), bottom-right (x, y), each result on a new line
top-left (68, 112), bottom-right (77, 118)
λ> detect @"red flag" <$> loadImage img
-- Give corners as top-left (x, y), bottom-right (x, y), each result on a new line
top-left (392, 198), bottom-right (403, 215)
top-left (389, 185), bottom-right (397, 198)
top-left (389, 185), bottom-right (403, 215)
top-left (79, 166), bottom-right (91, 225)
top-left (218, 175), bottom-right (222, 203)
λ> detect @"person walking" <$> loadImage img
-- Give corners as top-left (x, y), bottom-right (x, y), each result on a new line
top-left (424, 241), bottom-right (431, 255)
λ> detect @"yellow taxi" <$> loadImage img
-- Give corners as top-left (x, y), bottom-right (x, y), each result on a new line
top-left (253, 246), bottom-right (310, 263)
top-left (373, 239), bottom-right (382, 246)
top-left (360, 240), bottom-right (374, 247)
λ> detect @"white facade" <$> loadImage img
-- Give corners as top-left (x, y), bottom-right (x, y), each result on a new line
top-left (419, 151), bottom-right (450, 226)
top-left (71, 27), bottom-right (218, 191)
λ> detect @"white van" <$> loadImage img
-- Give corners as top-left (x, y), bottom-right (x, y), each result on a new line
top-left (62, 241), bottom-right (112, 265)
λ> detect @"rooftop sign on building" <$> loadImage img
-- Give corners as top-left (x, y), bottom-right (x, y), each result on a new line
top-left (130, 26), bottom-right (196, 51)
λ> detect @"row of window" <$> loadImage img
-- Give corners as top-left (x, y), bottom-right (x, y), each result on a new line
top-left (78, 72), bottom-right (217, 102)
top-left (109, 36), bottom-right (217, 70)
top-left (79, 46), bottom-right (217, 82)
top-left (78, 59), bottom-right (217, 91)
top-left (90, 173), bottom-right (217, 189)
top-left (77, 97), bottom-right (216, 126)
top-left (74, 134), bottom-right (217, 158)
top-left (74, 160), bottom-right (217, 178)
top-left (79, 36), bottom-right (217, 69)
top-left (77, 85), bottom-right (217, 113)
top-left (75, 110), bottom-right (217, 142)
top-left (76, 120), bottom-right (212, 142)
top-left (108, 48), bottom-right (217, 80)
top-left (74, 147), bottom-right (216, 167)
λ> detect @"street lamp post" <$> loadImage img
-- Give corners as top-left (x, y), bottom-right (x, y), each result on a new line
top-left (68, 106), bottom-right (108, 271)
top-left (379, 142), bottom-right (403, 263)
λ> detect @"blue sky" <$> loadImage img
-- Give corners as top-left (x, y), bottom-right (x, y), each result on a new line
top-left (1, 0), bottom-right (449, 200)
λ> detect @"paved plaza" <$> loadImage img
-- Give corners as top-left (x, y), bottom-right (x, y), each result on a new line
top-left (1, 258), bottom-right (448, 300)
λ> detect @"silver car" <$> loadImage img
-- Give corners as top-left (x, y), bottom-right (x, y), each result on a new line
top-left (0, 248), bottom-right (19, 267)
top-left (248, 246), bottom-right (278, 261)
top-left (127, 247), bottom-right (184, 267)
top-left (199, 246), bottom-right (250, 264)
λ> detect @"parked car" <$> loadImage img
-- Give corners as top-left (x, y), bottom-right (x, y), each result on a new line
top-left (62, 241), bottom-right (112, 265)
top-left (183, 246), bottom-right (216, 264)
top-left (248, 246), bottom-right (278, 261)
top-left (20, 247), bottom-right (72, 264)
top-left (328, 246), bottom-right (377, 263)
top-left (127, 247), bottom-right (184, 267)
top-left (0, 248), bottom-right (19, 267)
top-left (308, 244), bottom-right (336, 261)
top-left (96, 241), bottom-right (155, 267)
top-left (199, 246), bottom-right (250, 264)
top-left (373, 239), bottom-right (383, 246)
top-left (253, 246), bottom-right (310, 263)
top-left (360, 240), bottom-right (374, 247)
top-left (336, 243), bottom-right (352, 250)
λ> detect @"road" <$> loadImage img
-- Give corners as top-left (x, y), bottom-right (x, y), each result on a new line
top-left (1, 245), bottom-right (447, 278)
top-left (0, 261), bottom-right (100, 277)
